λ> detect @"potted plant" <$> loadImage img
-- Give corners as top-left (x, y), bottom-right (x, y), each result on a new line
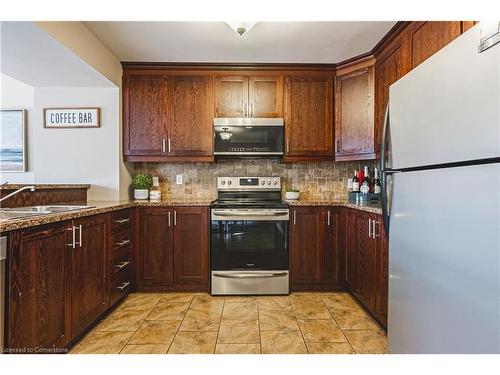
top-left (285, 185), bottom-right (300, 201)
top-left (132, 173), bottom-right (153, 200)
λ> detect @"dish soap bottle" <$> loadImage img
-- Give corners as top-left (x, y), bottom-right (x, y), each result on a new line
top-left (149, 176), bottom-right (161, 201)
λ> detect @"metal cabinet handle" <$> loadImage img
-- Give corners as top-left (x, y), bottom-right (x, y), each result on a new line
top-left (115, 261), bottom-right (130, 270)
top-left (162, 138), bottom-right (166, 153)
top-left (286, 139), bottom-right (290, 153)
top-left (327, 210), bottom-right (331, 226)
top-left (67, 226), bottom-right (76, 248)
top-left (168, 211), bottom-right (171, 227)
top-left (373, 220), bottom-right (380, 238)
top-left (116, 282), bottom-right (130, 291)
top-left (78, 224), bottom-right (82, 248)
top-left (114, 218), bottom-right (130, 224)
top-left (368, 219), bottom-right (372, 238)
top-left (116, 239), bottom-right (130, 247)
top-left (168, 138), bottom-right (172, 153)
top-left (244, 101), bottom-right (248, 117)
top-left (293, 210), bottom-right (296, 225)
top-left (174, 210), bottom-right (177, 226)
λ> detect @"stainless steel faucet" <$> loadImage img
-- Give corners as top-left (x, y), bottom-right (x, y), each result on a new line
top-left (0, 185), bottom-right (36, 204)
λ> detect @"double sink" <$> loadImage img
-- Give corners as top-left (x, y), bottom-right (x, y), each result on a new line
top-left (0, 205), bottom-right (95, 221)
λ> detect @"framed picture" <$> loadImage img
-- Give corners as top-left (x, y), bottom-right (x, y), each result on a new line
top-left (0, 109), bottom-right (27, 172)
top-left (43, 107), bottom-right (101, 128)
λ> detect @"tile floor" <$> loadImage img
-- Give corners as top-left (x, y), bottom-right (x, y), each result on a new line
top-left (70, 292), bottom-right (387, 354)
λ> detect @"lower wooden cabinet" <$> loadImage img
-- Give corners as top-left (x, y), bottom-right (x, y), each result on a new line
top-left (341, 208), bottom-right (388, 328)
top-left (136, 206), bottom-right (209, 291)
top-left (7, 221), bottom-right (73, 351)
top-left (290, 206), bottom-right (343, 290)
top-left (6, 210), bottom-right (135, 352)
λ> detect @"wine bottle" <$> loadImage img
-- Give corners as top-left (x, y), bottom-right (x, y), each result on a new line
top-left (352, 170), bottom-right (360, 193)
top-left (373, 168), bottom-right (381, 194)
top-left (360, 166), bottom-right (370, 194)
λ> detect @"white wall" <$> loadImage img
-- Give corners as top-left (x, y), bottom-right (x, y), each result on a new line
top-left (0, 73), bottom-right (35, 183)
top-left (32, 87), bottom-right (121, 200)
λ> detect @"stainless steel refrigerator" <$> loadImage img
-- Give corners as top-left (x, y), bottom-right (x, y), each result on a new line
top-left (380, 22), bottom-right (500, 354)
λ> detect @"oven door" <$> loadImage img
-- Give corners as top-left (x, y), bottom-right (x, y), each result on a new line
top-left (213, 118), bottom-right (284, 156)
top-left (210, 209), bottom-right (289, 271)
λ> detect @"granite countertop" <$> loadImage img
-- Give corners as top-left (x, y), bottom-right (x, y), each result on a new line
top-left (0, 198), bottom-right (214, 232)
top-left (0, 183), bottom-right (91, 190)
top-left (286, 199), bottom-right (382, 214)
top-left (0, 197), bottom-right (380, 232)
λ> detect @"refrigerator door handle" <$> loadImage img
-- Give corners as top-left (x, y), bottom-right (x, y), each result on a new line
top-left (380, 103), bottom-right (389, 172)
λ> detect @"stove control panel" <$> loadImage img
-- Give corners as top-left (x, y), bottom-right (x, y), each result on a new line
top-left (217, 177), bottom-right (281, 190)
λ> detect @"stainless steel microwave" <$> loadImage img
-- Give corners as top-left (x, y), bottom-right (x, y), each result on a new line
top-left (213, 118), bottom-right (284, 157)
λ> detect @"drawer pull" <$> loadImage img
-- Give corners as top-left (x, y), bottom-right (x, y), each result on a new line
top-left (115, 261), bottom-right (130, 270)
top-left (116, 239), bottom-right (130, 247)
top-left (114, 218), bottom-right (130, 224)
top-left (116, 282), bottom-right (130, 291)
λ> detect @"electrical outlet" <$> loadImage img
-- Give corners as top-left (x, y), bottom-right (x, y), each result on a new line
top-left (176, 175), bottom-right (183, 185)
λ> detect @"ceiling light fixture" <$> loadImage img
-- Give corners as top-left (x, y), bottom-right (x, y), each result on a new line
top-left (225, 21), bottom-right (257, 36)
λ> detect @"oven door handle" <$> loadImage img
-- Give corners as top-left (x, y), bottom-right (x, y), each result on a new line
top-left (213, 272), bottom-right (288, 279)
top-left (212, 212), bottom-right (288, 217)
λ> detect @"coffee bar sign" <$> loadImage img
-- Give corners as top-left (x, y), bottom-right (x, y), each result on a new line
top-left (44, 107), bottom-right (101, 128)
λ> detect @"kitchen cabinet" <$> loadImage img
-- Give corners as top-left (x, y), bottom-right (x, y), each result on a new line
top-left (136, 206), bottom-right (209, 291)
top-left (342, 208), bottom-right (388, 328)
top-left (123, 71), bottom-right (214, 162)
top-left (6, 210), bottom-right (135, 352)
top-left (214, 74), bottom-right (283, 118)
top-left (173, 206), bottom-right (209, 287)
top-left (7, 221), bottom-right (73, 350)
top-left (284, 72), bottom-right (334, 161)
top-left (335, 58), bottom-right (376, 161)
top-left (290, 206), bottom-right (343, 290)
top-left (71, 214), bottom-right (108, 336)
top-left (123, 73), bottom-right (169, 157)
top-left (168, 74), bottom-right (214, 158)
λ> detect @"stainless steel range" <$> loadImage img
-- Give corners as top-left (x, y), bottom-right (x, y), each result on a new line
top-left (210, 177), bottom-right (289, 295)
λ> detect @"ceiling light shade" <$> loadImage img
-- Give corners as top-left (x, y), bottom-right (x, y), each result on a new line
top-left (225, 21), bottom-right (257, 36)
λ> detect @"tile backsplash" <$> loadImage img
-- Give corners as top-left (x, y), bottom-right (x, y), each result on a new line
top-left (136, 159), bottom-right (377, 201)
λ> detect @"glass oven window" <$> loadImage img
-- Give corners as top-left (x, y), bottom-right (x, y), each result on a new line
top-left (211, 220), bottom-right (289, 270)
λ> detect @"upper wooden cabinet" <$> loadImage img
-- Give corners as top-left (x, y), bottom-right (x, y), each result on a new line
top-left (123, 73), bottom-right (168, 157)
top-left (168, 74), bottom-right (214, 157)
top-left (123, 71), bottom-right (214, 162)
top-left (335, 58), bottom-right (376, 160)
top-left (214, 74), bottom-right (283, 118)
top-left (284, 72), bottom-right (334, 161)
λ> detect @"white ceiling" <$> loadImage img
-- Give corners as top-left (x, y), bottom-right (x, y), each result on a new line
top-left (0, 22), bottom-right (115, 87)
top-left (84, 21), bottom-right (396, 63)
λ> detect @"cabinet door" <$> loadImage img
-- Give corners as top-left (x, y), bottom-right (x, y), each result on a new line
top-left (324, 208), bottom-right (343, 286)
top-left (376, 216), bottom-right (388, 328)
top-left (284, 73), bottom-right (334, 160)
top-left (407, 21), bottom-right (462, 69)
top-left (124, 74), bottom-right (168, 156)
top-left (173, 206), bottom-right (209, 288)
top-left (71, 215), bottom-right (108, 335)
top-left (214, 75), bottom-right (248, 117)
top-left (335, 62), bottom-right (375, 159)
top-left (248, 75), bottom-right (283, 117)
top-left (343, 208), bottom-right (359, 291)
top-left (355, 212), bottom-right (377, 312)
top-left (290, 206), bottom-right (325, 285)
top-left (375, 36), bottom-right (409, 155)
top-left (138, 208), bottom-right (174, 287)
top-left (7, 222), bottom-right (72, 350)
top-left (168, 75), bottom-right (214, 157)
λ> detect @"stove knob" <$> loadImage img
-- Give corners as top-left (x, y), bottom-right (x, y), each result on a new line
top-left (267, 180), bottom-right (271, 185)
top-left (273, 180), bottom-right (278, 185)
top-left (221, 180), bottom-right (226, 185)
top-left (227, 180), bottom-right (232, 185)
top-left (261, 180), bottom-right (265, 185)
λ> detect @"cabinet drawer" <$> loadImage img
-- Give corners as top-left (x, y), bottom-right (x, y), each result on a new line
top-left (111, 228), bottom-right (131, 251)
top-left (110, 209), bottom-right (132, 233)
top-left (110, 264), bottom-right (133, 306)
